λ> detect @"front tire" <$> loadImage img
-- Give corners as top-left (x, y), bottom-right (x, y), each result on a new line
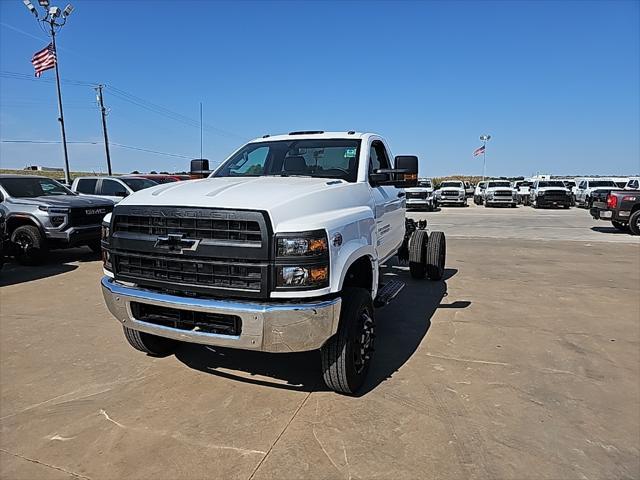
top-left (12, 225), bottom-right (48, 265)
top-left (123, 327), bottom-right (177, 356)
top-left (321, 288), bottom-right (375, 394)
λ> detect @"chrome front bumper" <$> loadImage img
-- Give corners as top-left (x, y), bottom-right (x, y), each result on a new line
top-left (101, 277), bottom-right (342, 353)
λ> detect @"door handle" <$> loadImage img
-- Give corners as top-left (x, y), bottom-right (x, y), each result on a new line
top-left (397, 192), bottom-right (405, 198)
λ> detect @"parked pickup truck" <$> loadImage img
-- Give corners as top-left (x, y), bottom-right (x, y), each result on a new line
top-left (590, 190), bottom-right (640, 235)
top-left (435, 180), bottom-right (467, 207)
top-left (405, 177), bottom-right (436, 211)
top-left (484, 180), bottom-right (517, 207)
top-left (0, 175), bottom-right (114, 264)
top-left (530, 180), bottom-right (573, 208)
top-left (100, 131), bottom-right (447, 394)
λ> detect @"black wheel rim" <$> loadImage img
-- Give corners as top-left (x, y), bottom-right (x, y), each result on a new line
top-left (352, 309), bottom-right (374, 375)
top-left (14, 232), bottom-right (34, 254)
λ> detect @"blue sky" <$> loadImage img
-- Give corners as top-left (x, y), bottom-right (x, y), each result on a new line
top-left (1, 0), bottom-right (638, 177)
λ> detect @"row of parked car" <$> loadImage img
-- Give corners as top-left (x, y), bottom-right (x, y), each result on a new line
top-left (0, 173), bottom-right (192, 266)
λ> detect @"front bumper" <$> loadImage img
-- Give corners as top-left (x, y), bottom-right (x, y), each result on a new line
top-left (486, 196), bottom-right (516, 205)
top-left (406, 198), bottom-right (433, 209)
top-left (437, 196), bottom-right (465, 204)
top-left (101, 276), bottom-right (342, 353)
top-left (536, 196), bottom-right (571, 207)
top-left (46, 225), bottom-right (101, 246)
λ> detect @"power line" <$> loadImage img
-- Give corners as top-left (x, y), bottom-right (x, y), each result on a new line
top-left (0, 139), bottom-right (192, 159)
top-left (0, 70), bottom-right (97, 87)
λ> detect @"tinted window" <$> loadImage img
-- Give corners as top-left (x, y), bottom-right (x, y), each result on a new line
top-left (589, 180), bottom-right (616, 188)
top-left (488, 181), bottom-right (511, 188)
top-left (440, 182), bottom-right (463, 188)
top-left (0, 177), bottom-right (73, 198)
top-left (76, 178), bottom-right (97, 194)
top-left (120, 178), bottom-right (158, 191)
top-left (538, 181), bottom-right (566, 187)
top-left (100, 179), bottom-right (127, 196)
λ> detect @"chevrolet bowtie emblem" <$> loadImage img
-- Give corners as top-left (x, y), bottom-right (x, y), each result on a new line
top-left (154, 233), bottom-right (200, 254)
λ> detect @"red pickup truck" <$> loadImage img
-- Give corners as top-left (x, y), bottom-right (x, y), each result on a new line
top-left (590, 190), bottom-right (640, 235)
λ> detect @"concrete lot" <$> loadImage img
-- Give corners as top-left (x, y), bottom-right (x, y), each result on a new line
top-left (1, 204), bottom-right (639, 479)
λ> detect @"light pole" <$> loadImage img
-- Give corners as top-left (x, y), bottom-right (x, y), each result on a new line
top-left (479, 134), bottom-right (491, 180)
top-left (23, 0), bottom-right (75, 185)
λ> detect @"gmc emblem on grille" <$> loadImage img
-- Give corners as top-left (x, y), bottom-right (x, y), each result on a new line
top-left (154, 233), bottom-right (200, 254)
top-left (85, 208), bottom-right (106, 215)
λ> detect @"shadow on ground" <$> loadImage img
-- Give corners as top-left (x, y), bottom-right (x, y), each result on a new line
top-left (175, 265), bottom-right (470, 395)
top-left (0, 247), bottom-right (98, 287)
top-left (591, 226), bottom-right (630, 235)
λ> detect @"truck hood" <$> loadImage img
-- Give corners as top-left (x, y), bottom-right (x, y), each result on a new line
top-left (7, 195), bottom-right (114, 209)
top-left (117, 176), bottom-right (372, 232)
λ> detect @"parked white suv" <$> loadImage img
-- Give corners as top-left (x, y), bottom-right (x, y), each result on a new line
top-left (435, 180), bottom-right (467, 207)
top-left (72, 176), bottom-right (158, 203)
top-left (100, 131), bottom-right (447, 394)
top-left (574, 179), bottom-right (618, 208)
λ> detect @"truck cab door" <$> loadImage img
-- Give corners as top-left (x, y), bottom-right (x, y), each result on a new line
top-left (368, 140), bottom-right (405, 263)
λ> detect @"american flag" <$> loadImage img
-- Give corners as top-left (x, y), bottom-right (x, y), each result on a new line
top-left (473, 145), bottom-right (485, 157)
top-left (32, 43), bottom-right (56, 78)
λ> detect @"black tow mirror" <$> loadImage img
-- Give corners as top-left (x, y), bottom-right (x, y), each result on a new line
top-left (369, 155), bottom-right (419, 188)
top-left (190, 158), bottom-right (211, 178)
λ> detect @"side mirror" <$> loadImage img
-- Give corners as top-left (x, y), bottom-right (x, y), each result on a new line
top-left (369, 155), bottom-right (418, 188)
top-left (191, 158), bottom-right (211, 178)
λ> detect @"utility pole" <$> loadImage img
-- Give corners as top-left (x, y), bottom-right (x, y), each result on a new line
top-left (95, 85), bottom-right (112, 175)
top-left (200, 102), bottom-right (203, 160)
top-left (23, 1), bottom-right (75, 185)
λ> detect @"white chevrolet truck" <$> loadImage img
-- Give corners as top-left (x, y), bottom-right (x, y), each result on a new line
top-left (100, 131), bottom-right (446, 394)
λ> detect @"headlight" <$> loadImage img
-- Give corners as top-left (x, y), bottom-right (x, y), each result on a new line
top-left (538, 191), bottom-right (545, 195)
top-left (101, 221), bottom-right (112, 271)
top-left (276, 231), bottom-right (327, 257)
top-left (275, 230), bottom-right (329, 289)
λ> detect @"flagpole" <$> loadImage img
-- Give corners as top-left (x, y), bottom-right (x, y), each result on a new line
top-left (482, 141), bottom-right (486, 181)
top-left (479, 134), bottom-right (491, 181)
top-left (50, 21), bottom-right (71, 185)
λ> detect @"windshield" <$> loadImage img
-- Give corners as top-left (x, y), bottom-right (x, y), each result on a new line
top-left (0, 177), bottom-right (74, 198)
top-left (563, 181), bottom-right (576, 187)
top-left (538, 181), bottom-right (566, 188)
top-left (440, 182), bottom-right (463, 188)
top-left (515, 181), bottom-right (531, 188)
top-left (417, 180), bottom-right (432, 188)
top-left (214, 139), bottom-right (361, 182)
top-left (488, 181), bottom-right (511, 188)
top-left (120, 178), bottom-right (158, 191)
top-left (589, 180), bottom-right (616, 188)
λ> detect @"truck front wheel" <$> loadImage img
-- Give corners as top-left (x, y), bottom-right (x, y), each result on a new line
top-left (321, 288), bottom-right (374, 395)
top-left (123, 327), bottom-right (177, 356)
top-left (12, 225), bottom-right (48, 265)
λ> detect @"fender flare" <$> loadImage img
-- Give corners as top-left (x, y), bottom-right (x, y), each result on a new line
top-left (335, 243), bottom-right (378, 297)
top-left (5, 213), bottom-right (45, 236)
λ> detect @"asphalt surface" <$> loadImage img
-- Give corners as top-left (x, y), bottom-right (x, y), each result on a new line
top-left (1, 203), bottom-right (639, 479)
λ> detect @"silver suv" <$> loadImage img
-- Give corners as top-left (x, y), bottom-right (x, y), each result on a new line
top-left (0, 175), bottom-right (114, 264)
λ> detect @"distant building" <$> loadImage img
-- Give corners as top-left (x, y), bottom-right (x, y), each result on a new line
top-left (24, 165), bottom-right (64, 172)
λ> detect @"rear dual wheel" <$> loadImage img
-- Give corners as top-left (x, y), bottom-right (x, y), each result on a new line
top-left (408, 229), bottom-right (446, 280)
